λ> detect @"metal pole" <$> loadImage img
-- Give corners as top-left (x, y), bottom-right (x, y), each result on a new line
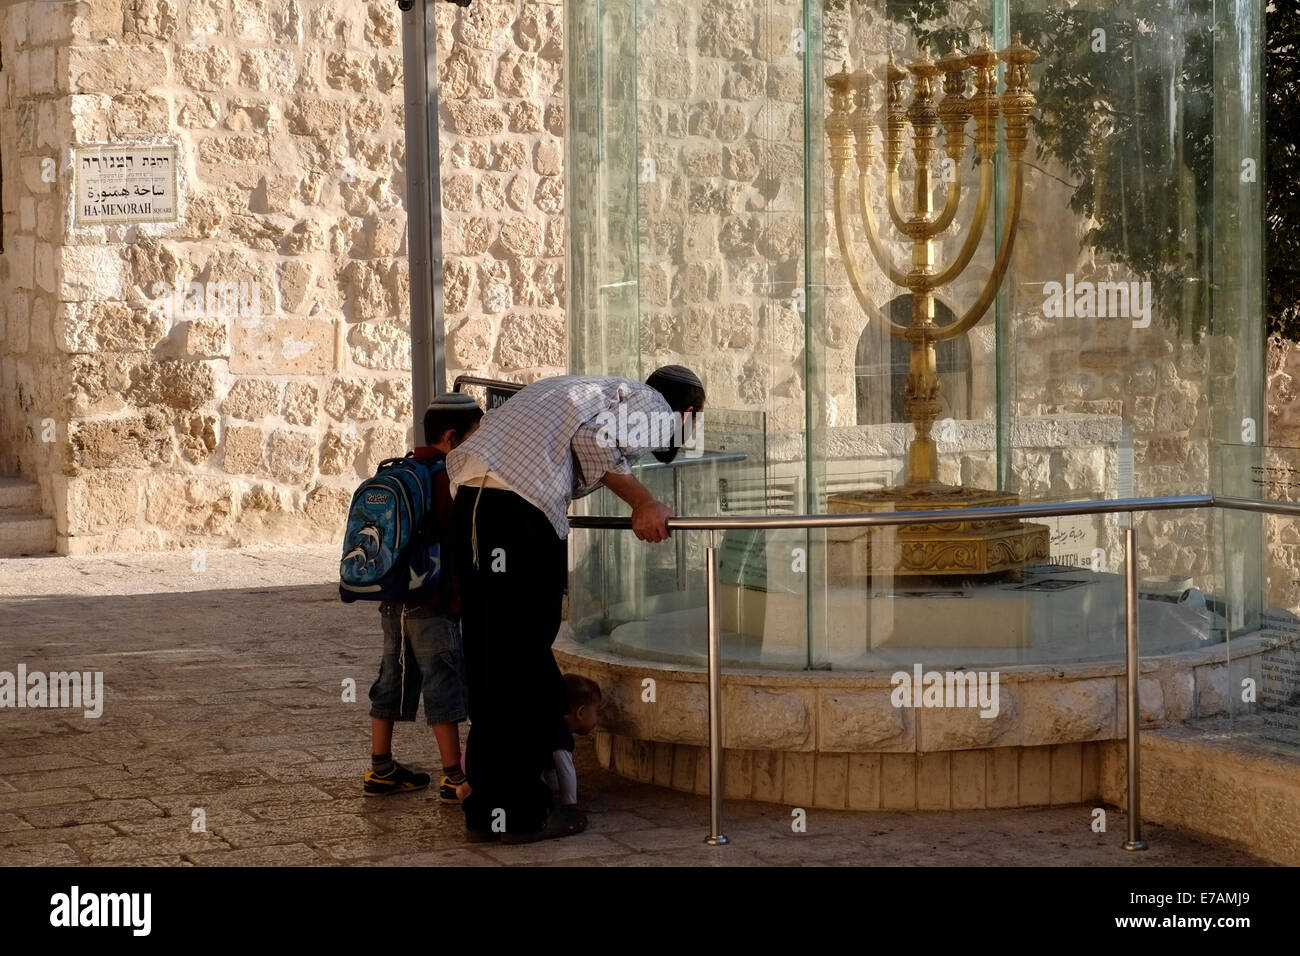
top-left (400, 0), bottom-right (448, 436)
top-left (704, 530), bottom-right (728, 846)
top-left (674, 467), bottom-right (686, 591)
top-left (1123, 515), bottom-right (1147, 850)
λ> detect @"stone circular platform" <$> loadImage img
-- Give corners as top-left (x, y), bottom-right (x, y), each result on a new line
top-left (556, 625), bottom-right (1293, 811)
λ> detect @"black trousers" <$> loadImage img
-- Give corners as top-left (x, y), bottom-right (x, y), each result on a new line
top-left (452, 486), bottom-right (568, 834)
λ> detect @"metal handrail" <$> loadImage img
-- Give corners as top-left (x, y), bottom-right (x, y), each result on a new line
top-left (567, 492), bottom-right (1300, 851)
top-left (570, 493), bottom-right (1215, 531)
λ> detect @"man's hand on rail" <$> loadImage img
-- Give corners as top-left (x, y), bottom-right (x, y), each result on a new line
top-left (602, 472), bottom-right (674, 542)
top-left (631, 500), bottom-right (674, 543)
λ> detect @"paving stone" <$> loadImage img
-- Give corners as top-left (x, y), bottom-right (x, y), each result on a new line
top-left (112, 811), bottom-right (257, 834)
top-left (88, 856), bottom-right (194, 867)
top-left (576, 845), bottom-right (768, 867)
top-left (583, 810), bottom-right (658, 833)
top-left (374, 847), bottom-right (499, 866)
top-left (0, 729), bottom-right (147, 756)
top-left (181, 749), bottom-right (318, 773)
top-left (319, 832), bottom-right (472, 861)
top-left (742, 833), bottom-right (873, 865)
top-left (89, 768), bottom-right (272, 799)
top-left (0, 753), bottom-right (98, 775)
top-left (0, 823), bottom-right (119, 848)
top-left (302, 742), bottom-right (373, 761)
top-left (21, 798), bottom-right (164, 828)
top-left (5, 766), bottom-right (138, 794)
top-left (241, 798), bottom-right (381, 822)
top-left (0, 842), bottom-right (83, 865)
top-left (149, 783), bottom-right (335, 817)
top-left (259, 758), bottom-right (371, 784)
top-left (213, 813), bottom-right (383, 848)
top-left (605, 825), bottom-right (711, 853)
top-left (363, 805), bottom-right (466, 833)
top-left (0, 786), bottom-right (97, 811)
top-left (478, 831), bottom-right (630, 865)
top-left (212, 731), bottom-right (363, 754)
top-left (80, 832), bottom-right (234, 862)
top-left (187, 843), bottom-right (326, 866)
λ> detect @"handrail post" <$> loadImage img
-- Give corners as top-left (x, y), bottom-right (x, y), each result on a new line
top-left (1123, 514), bottom-right (1147, 850)
top-left (704, 530), bottom-right (729, 846)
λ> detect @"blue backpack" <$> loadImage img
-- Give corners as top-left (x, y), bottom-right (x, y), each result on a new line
top-left (339, 455), bottom-right (446, 604)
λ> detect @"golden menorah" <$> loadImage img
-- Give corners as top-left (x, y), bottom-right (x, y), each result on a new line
top-left (824, 36), bottom-right (1050, 578)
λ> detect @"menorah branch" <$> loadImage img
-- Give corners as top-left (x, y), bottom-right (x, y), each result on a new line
top-left (921, 160), bottom-right (996, 294)
top-left (831, 173), bottom-right (891, 331)
top-left (928, 160), bottom-right (965, 235)
top-left (855, 173), bottom-right (913, 296)
top-left (947, 162), bottom-right (1026, 338)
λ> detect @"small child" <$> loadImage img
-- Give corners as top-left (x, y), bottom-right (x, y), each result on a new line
top-left (363, 393), bottom-right (483, 801)
top-left (544, 674), bottom-right (602, 808)
top-left (455, 673), bottom-right (601, 808)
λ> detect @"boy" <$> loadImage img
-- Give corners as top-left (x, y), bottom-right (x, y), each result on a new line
top-left (456, 673), bottom-right (601, 816)
top-left (543, 674), bottom-right (602, 809)
top-left (363, 392), bottom-right (483, 801)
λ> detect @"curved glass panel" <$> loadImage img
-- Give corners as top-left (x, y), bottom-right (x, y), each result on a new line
top-left (566, 0), bottom-right (1266, 670)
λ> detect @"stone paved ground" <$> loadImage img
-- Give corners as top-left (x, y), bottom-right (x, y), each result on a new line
top-left (0, 547), bottom-right (1269, 867)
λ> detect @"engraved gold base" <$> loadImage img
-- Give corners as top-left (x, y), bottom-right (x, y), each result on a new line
top-left (826, 485), bottom-right (1050, 577)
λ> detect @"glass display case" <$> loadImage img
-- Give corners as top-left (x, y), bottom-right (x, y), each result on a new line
top-left (565, 0), bottom-right (1266, 671)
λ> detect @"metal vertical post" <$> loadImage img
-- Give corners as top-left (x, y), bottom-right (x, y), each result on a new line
top-left (674, 467), bottom-right (686, 591)
top-left (1123, 516), bottom-right (1147, 850)
top-left (400, 0), bottom-right (448, 436)
top-left (705, 530), bottom-right (728, 846)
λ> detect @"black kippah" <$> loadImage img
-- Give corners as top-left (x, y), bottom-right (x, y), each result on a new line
top-left (648, 365), bottom-right (703, 388)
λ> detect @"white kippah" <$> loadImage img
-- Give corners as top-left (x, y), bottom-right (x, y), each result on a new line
top-left (426, 392), bottom-right (481, 413)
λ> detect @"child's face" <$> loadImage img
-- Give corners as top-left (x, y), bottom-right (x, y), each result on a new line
top-left (570, 701), bottom-right (599, 736)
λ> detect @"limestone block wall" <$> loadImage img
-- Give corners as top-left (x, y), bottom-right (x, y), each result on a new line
top-left (1263, 336), bottom-right (1300, 611)
top-left (594, 0), bottom-right (1228, 587)
top-left (0, 0), bottom-right (564, 554)
top-left (0, 0), bottom-right (1286, 601)
top-left (434, 0), bottom-right (566, 382)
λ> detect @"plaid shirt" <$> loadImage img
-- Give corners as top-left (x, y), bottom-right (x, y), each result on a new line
top-left (446, 375), bottom-right (672, 537)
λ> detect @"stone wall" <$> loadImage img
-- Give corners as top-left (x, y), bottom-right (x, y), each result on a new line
top-left (1264, 336), bottom-right (1300, 610)
top-left (566, 0), bottom-right (1242, 590)
top-left (0, 0), bottom-right (563, 554)
top-left (0, 0), bottom-right (1285, 609)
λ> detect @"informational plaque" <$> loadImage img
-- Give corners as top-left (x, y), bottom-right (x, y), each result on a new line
top-left (1042, 513), bottom-right (1101, 570)
top-left (73, 145), bottom-right (178, 226)
top-left (1260, 646), bottom-right (1300, 748)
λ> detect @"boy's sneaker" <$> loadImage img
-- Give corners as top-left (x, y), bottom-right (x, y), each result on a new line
top-left (363, 762), bottom-right (431, 796)
top-left (439, 775), bottom-right (466, 804)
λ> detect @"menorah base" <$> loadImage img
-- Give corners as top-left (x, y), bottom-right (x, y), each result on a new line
top-left (825, 485), bottom-right (1051, 579)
